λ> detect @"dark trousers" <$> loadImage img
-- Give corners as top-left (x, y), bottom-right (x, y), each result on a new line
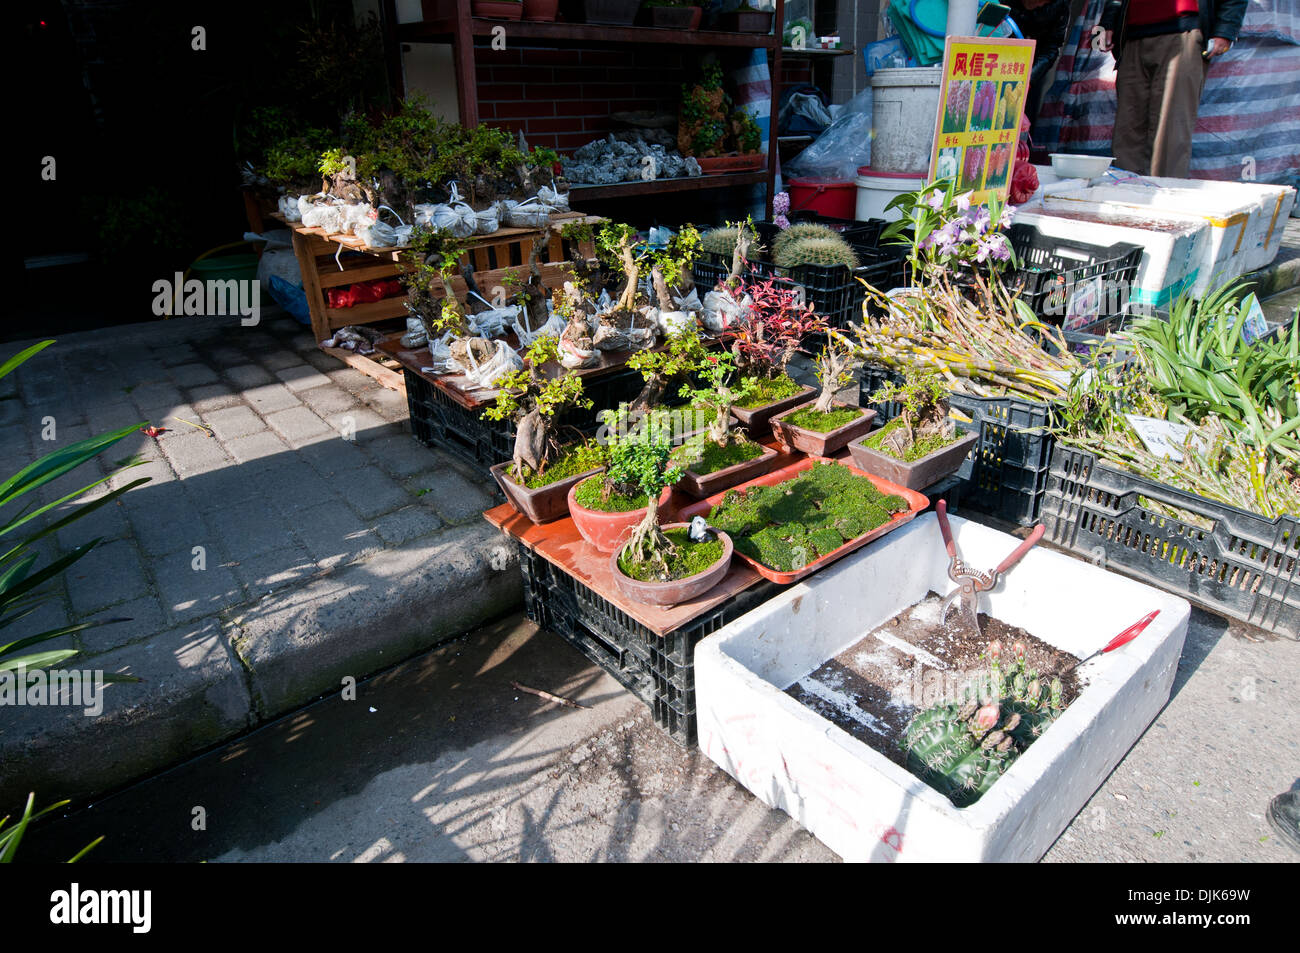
top-left (1113, 29), bottom-right (1210, 176)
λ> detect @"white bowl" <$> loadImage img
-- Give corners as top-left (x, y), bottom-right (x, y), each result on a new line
top-left (1050, 153), bottom-right (1114, 179)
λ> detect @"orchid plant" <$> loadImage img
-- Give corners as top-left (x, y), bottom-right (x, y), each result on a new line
top-left (881, 177), bottom-right (1017, 287)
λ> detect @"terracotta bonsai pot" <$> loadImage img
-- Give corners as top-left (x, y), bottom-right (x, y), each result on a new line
top-left (567, 479), bottom-right (674, 553)
top-left (490, 461), bottom-right (605, 524)
top-left (730, 384), bottom-right (817, 438)
top-left (678, 443), bottom-right (781, 498)
top-left (522, 0), bottom-right (560, 19)
top-left (770, 400), bottom-right (877, 456)
top-left (611, 524), bottom-right (733, 607)
top-left (649, 5), bottom-right (702, 28)
top-left (847, 428), bottom-right (979, 491)
top-left (696, 153), bottom-right (766, 174)
top-left (473, 0), bottom-right (524, 18)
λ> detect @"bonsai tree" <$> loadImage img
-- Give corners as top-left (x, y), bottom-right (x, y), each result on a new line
top-left (680, 347), bottom-right (756, 448)
top-left (626, 327), bottom-right (708, 410)
top-left (401, 225), bottom-right (469, 338)
top-left (812, 330), bottom-right (856, 415)
top-left (596, 222), bottom-right (643, 316)
top-left (600, 408), bottom-right (684, 576)
top-left (867, 369), bottom-right (960, 461)
top-left (648, 225), bottom-right (702, 312)
top-left (678, 63), bottom-right (729, 158)
top-left (482, 335), bottom-right (592, 480)
top-left (721, 277), bottom-right (823, 411)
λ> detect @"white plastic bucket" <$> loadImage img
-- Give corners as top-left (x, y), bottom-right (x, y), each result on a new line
top-left (870, 66), bottom-right (943, 174)
top-left (855, 167), bottom-right (928, 221)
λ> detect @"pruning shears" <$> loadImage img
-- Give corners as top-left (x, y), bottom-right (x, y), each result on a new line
top-left (936, 499), bottom-right (1045, 637)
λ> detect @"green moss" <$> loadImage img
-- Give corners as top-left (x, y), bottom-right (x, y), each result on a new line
top-left (782, 405), bottom-right (864, 433)
top-left (735, 374), bottom-right (806, 410)
top-left (862, 418), bottom-right (965, 463)
top-left (513, 442), bottom-right (608, 489)
top-left (618, 528), bottom-right (725, 582)
top-left (573, 475), bottom-right (652, 513)
top-left (688, 440), bottom-right (764, 475)
top-left (706, 462), bottom-right (910, 572)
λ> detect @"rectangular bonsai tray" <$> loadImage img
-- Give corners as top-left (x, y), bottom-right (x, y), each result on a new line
top-left (694, 513), bottom-right (1191, 862)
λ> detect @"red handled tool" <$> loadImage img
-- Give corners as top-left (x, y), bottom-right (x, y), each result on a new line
top-left (1065, 610), bottom-right (1160, 671)
top-left (936, 499), bottom-right (1046, 638)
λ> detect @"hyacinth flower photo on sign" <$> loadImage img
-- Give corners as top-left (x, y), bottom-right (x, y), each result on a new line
top-left (928, 37), bottom-right (1036, 206)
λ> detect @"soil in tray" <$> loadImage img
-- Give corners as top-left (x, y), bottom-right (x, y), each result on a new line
top-left (785, 593), bottom-right (1082, 769)
top-left (616, 528), bottom-right (724, 582)
top-left (861, 418), bottom-right (963, 462)
top-left (679, 439), bottom-right (764, 475)
top-left (735, 374), bottom-right (806, 410)
top-left (782, 405), bottom-right (866, 433)
top-left (512, 442), bottom-right (608, 489)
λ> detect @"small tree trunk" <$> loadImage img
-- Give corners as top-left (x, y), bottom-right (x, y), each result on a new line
top-left (630, 375), bottom-right (665, 412)
top-left (617, 236), bottom-right (640, 312)
top-left (514, 408), bottom-right (547, 477)
top-left (623, 492), bottom-right (674, 576)
top-left (707, 393), bottom-right (732, 445)
top-left (651, 265), bottom-right (675, 312)
top-left (728, 231), bottom-right (752, 284)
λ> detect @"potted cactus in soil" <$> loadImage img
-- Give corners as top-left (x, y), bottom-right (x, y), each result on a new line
top-left (771, 331), bottom-right (875, 456)
top-left (674, 349), bottom-right (781, 497)
top-left (569, 409), bottom-right (678, 553)
top-left (848, 369), bottom-right (979, 491)
top-left (723, 277), bottom-right (822, 436)
top-left (484, 336), bottom-right (603, 523)
top-left (772, 224), bottom-right (859, 272)
top-left (606, 412), bottom-right (733, 607)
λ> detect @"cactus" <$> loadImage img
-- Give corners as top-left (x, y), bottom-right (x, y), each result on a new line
top-left (700, 224), bottom-right (761, 258)
top-left (773, 234), bottom-right (859, 271)
top-left (772, 222), bottom-right (841, 259)
top-left (901, 646), bottom-right (1066, 807)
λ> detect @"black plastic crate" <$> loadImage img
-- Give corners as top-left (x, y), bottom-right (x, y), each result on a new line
top-left (1006, 224), bottom-right (1143, 324)
top-left (516, 542), bottom-right (781, 746)
top-left (859, 363), bottom-right (1056, 526)
top-left (404, 366), bottom-right (644, 474)
top-left (1042, 445), bottom-right (1300, 637)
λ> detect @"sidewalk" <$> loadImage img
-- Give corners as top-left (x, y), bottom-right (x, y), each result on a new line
top-left (0, 311), bottom-right (521, 808)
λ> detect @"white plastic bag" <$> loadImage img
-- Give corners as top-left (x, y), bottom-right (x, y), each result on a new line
top-left (474, 205), bottom-right (500, 235)
top-left (340, 203), bottom-right (377, 235)
top-left (504, 196), bottom-right (551, 228)
top-left (463, 339), bottom-right (523, 389)
top-left (467, 305), bottom-right (520, 339)
top-left (701, 288), bottom-right (749, 333)
top-left (401, 316), bottom-right (429, 348)
top-left (278, 194), bottom-right (302, 223)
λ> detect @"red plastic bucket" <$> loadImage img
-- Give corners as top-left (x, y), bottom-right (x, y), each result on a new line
top-left (787, 177), bottom-right (856, 219)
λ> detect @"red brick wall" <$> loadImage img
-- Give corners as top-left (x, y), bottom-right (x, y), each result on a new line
top-left (475, 43), bottom-right (692, 152)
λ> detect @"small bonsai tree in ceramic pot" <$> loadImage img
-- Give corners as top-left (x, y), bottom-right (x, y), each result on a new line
top-left (722, 276), bottom-right (822, 435)
top-left (626, 326), bottom-right (708, 414)
top-left (847, 369), bottom-right (979, 490)
top-left (675, 349), bottom-right (780, 496)
top-left (483, 335), bottom-right (602, 523)
top-left (771, 331), bottom-right (876, 456)
top-left (591, 222), bottom-right (658, 352)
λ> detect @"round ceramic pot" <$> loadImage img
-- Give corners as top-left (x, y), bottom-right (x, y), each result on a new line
top-left (610, 524), bottom-right (733, 607)
top-left (522, 0), bottom-right (560, 19)
top-left (473, 0), bottom-right (524, 18)
top-left (567, 479), bottom-right (674, 553)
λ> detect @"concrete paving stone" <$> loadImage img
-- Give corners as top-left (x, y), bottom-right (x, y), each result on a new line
top-left (236, 331), bottom-right (279, 352)
top-left (128, 381), bottom-right (184, 416)
top-left (275, 364), bottom-right (333, 392)
top-left (179, 464), bottom-right (272, 513)
top-left (18, 596), bottom-right (70, 641)
top-left (201, 405), bottom-right (267, 441)
top-left (244, 382), bottom-right (301, 415)
top-left (228, 544), bottom-right (322, 596)
top-left (149, 343), bottom-right (198, 365)
top-left (297, 383), bottom-right (359, 417)
top-left (296, 436), bottom-right (370, 477)
top-left (336, 466), bottom-right (413, 520)
top-left (169, 362), bottom-right (220, 387)
top-left (371, 505), bottom-right (444, 546)
top-left (214, 496), bottom-right (297, 560)
top-left (186, 384), bottom-right (242, 413)
top-left (0, 423), bottom-right (30, 460)
top-left (206, 346), bottom-right (254, 368)
top-left (80, 596), bottom-right (168, 654)
top-left (229, 521), bottom-right (520, 719)
top-left (224, 430), bottom-right (291, 465)
top-left (264, 406), bottom-right (331, 447)
top-left (223, 363), bottom-right (276, 389)
top-left (150, 549), bottom-right (246, 624)
top-left (326, 366), bottom-right (376, 395)
top-left (0, 397), bottom-right (26, 428)
top-left (123, 482), bottom-right (214, 557)
top-left (301, 347), bottom-right (343, 372)
top-left (362, 386), bottom-right (411, 421)
top-left (259, 462), bottom-right (346, 514)
top-left (154, 404), bottom-right (201, 436)
top-left (364, 433), bottom-right (441, 478)
top-left (109, 457), bottom-right (175, 492)
top-left (54, 495), bottom-right (132, 552)
top-left (161, 430), bottom-right (235, 476)
top-left (257, 348), bottom-right (306, 372)
top-left (418, 467), bottom-right (495, 524)
top-left (0, 618), bottom-right (252, 808)
top-left (84, 400), bottom-right (144, 435)
top-left (65, 538), bottom-right (150, 617)
top-left (323, 407), bottom-right (394, 444)
top-left (291, 502), bottom-right (384, 567)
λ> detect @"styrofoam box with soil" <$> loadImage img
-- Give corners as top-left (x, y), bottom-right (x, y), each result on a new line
top-left (694, 513), bottom-right (1191, 862)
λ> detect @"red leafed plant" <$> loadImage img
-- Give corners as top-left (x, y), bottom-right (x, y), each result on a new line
top-left (1008, 114), bottom-right (1039, 205)
top-left (721, 276), bottom-right (826, 380)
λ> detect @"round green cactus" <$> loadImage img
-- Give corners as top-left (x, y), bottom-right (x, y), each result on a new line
top-left (772, 222), bottom-right (841, 260)
top-left (773, 234), bottom-right (859, 271)
top-left (700, 224), bottom-right (761, 257)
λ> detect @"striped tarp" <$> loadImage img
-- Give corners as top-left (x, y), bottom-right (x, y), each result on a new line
top-left (1032, 0), bottom-right (1300, 183)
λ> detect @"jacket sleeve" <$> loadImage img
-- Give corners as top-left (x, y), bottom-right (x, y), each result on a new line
top-left (1099, 0), bottom-right (1125, 33)
top-left (1210, 0), bottom-right (1249, 42)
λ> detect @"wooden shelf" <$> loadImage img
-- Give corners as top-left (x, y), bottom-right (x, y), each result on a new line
top-left (781, 46), bottom-right (854, 56)
top-left (401, 18), bottom-right (779, 48)
top-left (568, 171), bottom-right (768, 202)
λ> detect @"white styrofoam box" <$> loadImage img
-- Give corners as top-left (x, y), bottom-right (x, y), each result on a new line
top-left (1042, 183), bottom-right (1260, 297)
top-left (695, 513), bottom-right (1190, 863)
top-left (1027, 165), bottom-right (1088, 205)
top-left (1141, 177), bottom-right (1297, 273)
top-left (1013, 205), bottom-right (1207, 309)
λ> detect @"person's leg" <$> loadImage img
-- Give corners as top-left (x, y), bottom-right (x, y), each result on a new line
top-left (1113, 38), bottom-right (1152, 174)
top-left (1149, 29), bottom-right (1210, 177)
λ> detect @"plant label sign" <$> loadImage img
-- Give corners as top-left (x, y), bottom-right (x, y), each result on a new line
top-left (1064, 275), bottom-right (1104, 330)
top-left (929, 36), bottom-right (1036, 206)
top-left (1224, 293), bottom-right (1271, 344)
top-left (1125, 414), bottom-right (1206, 463)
